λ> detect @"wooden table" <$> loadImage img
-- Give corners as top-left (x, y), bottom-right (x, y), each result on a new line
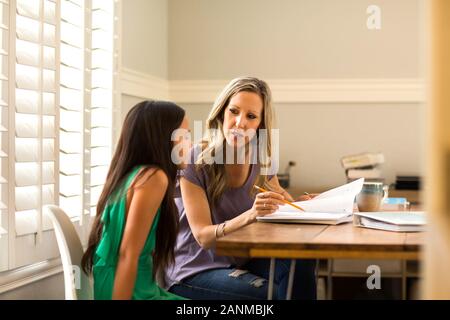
top-left (216, 221), bottom-right (424, 299)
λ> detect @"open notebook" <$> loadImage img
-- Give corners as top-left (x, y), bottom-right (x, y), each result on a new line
top-left (353, 211), bottom-right (426, 232)
top-left (256, 211), bottom-right (353, 225)
top-left (257, 178), bottom-right (364, 225)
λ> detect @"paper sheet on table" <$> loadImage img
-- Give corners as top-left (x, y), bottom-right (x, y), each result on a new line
top-left (276, 178), bottom-right (365, 214)
top-left (257, 179), bottom-right (364, 224)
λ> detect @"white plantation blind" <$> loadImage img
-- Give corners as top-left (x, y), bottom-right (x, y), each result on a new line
top-left (0, 0), bottom-right (117, 270)
top-left (0, 0), bottom-right (8, 271)
top-left (89, 0), bottom-right (113, 217)
top-left (59, 0), bottom-right (84, 221)
top-left (59, 0), bottom-right (114, 222)
top-left (14, 0), bottom-right (57, 238)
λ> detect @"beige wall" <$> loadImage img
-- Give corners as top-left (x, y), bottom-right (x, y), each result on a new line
top-left (169, 0), bottom-right (423, 80)
top-left (123, 0), bottom-right (168, 79)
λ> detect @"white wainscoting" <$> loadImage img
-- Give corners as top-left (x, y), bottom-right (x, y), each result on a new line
top-left (0, 218), bottom-right (91, 296)
top-left (0, 258), bottom-right (62, 295)
top-left (121, 68), bottom-right (425, 104)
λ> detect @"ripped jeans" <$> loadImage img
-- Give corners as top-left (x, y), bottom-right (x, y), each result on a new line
top-left (168, 258), bottom-right (317, 300)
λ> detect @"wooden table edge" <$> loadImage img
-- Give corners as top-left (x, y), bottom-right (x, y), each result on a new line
top-left (216, 246), bottom-right (422, 260)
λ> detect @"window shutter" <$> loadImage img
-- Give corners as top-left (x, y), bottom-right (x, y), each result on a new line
top-left (59, 0), bottom-right (115, 226)
top-left (59, 0), bottom-right (83, 221)
top-left (88, 0), bottom-right (114, 218)
top-left (14, 0), bottom-right (58, 239)
top-left (0, 0), bottom-right (117, 270)
top-left (0, 0), bottom-right (10, 272)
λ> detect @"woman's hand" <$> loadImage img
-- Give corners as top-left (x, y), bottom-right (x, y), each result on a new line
top-left (247, 191), bottom-right (286, 222)
top-left (295, 193), bottom-right (320, 201)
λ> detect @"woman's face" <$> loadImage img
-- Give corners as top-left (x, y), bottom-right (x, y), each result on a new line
top-left (222, 91), bottom-right (263, 148)
top-left (172, 116), bottom-right (191, 169)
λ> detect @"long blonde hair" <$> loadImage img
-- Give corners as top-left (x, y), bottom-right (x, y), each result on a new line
top-left (196, 77), bottom-right (275, 205)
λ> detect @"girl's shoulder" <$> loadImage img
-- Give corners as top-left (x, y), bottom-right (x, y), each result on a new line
top-left (132, 166), bottom-right (168, 190)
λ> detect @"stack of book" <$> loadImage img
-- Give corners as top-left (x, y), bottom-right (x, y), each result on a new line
top-left (340, 152), bottom-right (385, 182)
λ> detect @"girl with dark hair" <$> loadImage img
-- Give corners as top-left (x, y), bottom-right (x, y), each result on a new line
top-left (81, 100), bottom-right (189, 300)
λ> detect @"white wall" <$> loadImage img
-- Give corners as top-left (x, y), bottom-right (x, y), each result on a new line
top-left (169, 0), bottom-right (424, 80)
top-left (180, 102), bottom-right (425, 192)
top-left (119, 0), bottom-right (426, 191)
top-left (122, 0), bottom-right (168, 79)
top-left (163, 0), bottom-right (426, 191)
top-left (120, 2), bottom-right (427, 189)
top-left (122, 0), bottom-right (425, 190)
top-left (120, 0), bottom-right (170, 126)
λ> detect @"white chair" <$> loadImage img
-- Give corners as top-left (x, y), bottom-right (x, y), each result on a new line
top-left (44, 205), bottom-right (93, 300)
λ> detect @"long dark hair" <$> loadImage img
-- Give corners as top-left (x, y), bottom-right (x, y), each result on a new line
top-left (81, 100), bottom-right (185, 278)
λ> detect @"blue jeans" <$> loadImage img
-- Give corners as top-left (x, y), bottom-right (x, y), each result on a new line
top-left (168, 258), bottom-right (317, 300)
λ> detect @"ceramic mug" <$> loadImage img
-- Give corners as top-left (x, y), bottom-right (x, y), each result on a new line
top-left (356, 182), bottom-right (388, 212)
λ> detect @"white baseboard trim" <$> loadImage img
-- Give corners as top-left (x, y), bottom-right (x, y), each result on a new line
top-left (120, 68), bottom-right (425, 104)
top-left (0, 258), bottom-right (62, 294)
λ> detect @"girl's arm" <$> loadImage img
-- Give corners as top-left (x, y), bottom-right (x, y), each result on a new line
top-left (112, 169), bottom-right (168, 300)
top-left (180, 177), bottom-right (284, 250)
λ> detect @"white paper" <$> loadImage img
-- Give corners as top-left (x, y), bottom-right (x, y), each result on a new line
top-left (261, 212), bottom-right (351, 221)
top-left (257, 179), bottom-right (364, 224)
top-left (277, 178), bottom-right (364, 214)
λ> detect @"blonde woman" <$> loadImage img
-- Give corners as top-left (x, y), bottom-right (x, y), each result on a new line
top-left (165, 77), bottom-right (316, 300)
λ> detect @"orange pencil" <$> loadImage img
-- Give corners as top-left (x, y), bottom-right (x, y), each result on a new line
top-left (254, 185), bottom-right (305, 212)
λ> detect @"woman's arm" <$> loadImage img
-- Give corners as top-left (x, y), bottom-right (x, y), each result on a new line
top-left (180, 177), bottom-right (284, 250)
top-left (266, 175), bottom-right (295, 201)
top-left (267, 175), bottom-right (316, 201)
top-left (112, 169), bottom-right (168, 300)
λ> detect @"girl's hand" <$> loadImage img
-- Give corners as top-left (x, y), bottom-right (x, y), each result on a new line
top-left (248, 191), bottom-right (285, 222)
